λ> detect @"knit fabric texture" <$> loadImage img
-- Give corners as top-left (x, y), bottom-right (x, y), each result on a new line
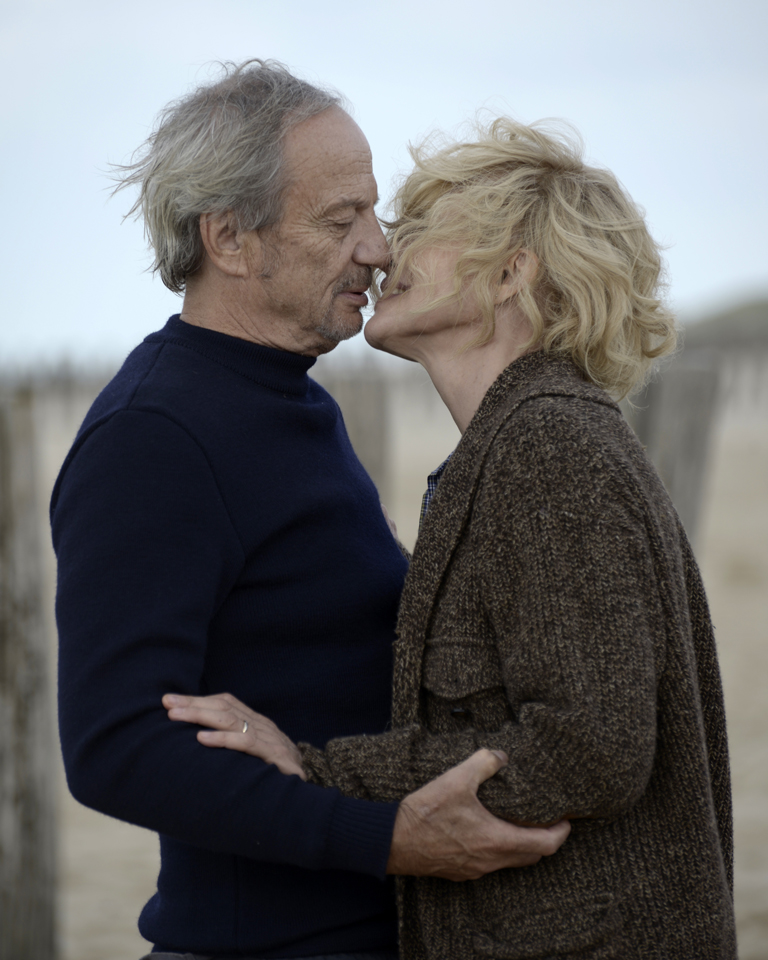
top-left (299, 352), bottom-right (736, 959)
top-left (52, 315), bottom-right (406, 957)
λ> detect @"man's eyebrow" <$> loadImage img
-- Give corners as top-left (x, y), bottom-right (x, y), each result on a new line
top-left (323, 195), bottom-right (379, 215)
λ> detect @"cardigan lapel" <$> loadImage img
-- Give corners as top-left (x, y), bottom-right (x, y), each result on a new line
top-left (392, 352), bottom-right (619, 726)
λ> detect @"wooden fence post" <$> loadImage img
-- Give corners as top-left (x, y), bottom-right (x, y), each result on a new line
top-left (623, 349), bottom-right (721, 549)
top-left (0, 384), bottom-right (56, 960)
top-left (312, 369), bottom-right (391, 506)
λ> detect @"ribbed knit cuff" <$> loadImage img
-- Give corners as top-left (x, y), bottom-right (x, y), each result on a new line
top-left (298, 742), bottom-right (334, 786)
top-left (322, 794), bottom-right (399, 879)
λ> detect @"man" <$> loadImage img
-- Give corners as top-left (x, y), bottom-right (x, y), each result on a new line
top-left (52, 60), bottom-right (569, 960)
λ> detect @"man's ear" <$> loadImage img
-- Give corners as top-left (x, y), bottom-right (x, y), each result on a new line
top-left (495, 250), bottom-right (539, 305)
top-left (199, 211), bottom-right (259, 278)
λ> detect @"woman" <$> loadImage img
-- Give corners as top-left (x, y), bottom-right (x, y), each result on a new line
top-left (166, 119), bottom-right (735, 958)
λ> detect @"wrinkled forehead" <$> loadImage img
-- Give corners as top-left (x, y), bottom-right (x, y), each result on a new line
top-left (281, 107), bottom-right (377, 211)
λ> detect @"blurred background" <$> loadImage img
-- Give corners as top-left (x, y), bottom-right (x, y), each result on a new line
top-left (1, 0), bottom-right (766, 957)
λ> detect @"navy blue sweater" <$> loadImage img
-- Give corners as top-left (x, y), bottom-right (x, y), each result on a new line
top-left (51, 316), bottom-right (407, 957)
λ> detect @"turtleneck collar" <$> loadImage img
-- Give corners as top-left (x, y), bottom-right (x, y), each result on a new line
top-left (146, 315), bottom-right (317, 396)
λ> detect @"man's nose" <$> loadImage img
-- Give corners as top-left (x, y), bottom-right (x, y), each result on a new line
top-left (353, 216), bottom-right (390, 270)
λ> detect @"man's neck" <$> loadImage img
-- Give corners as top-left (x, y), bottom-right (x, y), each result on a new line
top-left (180, 280), bottom-right (336, 358)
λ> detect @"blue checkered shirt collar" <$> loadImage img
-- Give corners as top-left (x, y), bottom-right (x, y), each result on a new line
top-left (418, 452), bottom-right (454, 534)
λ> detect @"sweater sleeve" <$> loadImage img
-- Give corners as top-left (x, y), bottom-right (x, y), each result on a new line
top-left (53, 408), bottom-right (397, 877)
top-left (299, 407), bottom-right (663, 825)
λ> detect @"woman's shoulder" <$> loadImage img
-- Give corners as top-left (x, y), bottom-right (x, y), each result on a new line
top-left (471, 354), bottom-right (620, 449)
top-left (479, 386), bottom-right (651, 514)
top-left (485, 353), bottom-right (617, 416)
top-left (454, 352), bottom-right (655, 508)
top-left (492, 387), bottom-right (632, 460)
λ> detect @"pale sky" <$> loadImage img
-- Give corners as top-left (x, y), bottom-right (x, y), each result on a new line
top-left (1, 0), bottom-right (766, 367)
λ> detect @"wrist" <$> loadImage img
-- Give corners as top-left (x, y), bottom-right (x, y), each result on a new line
top-left (385, 798), bottom-right (418, 875)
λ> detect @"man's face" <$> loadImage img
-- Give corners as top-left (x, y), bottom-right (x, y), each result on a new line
top-left (247, 107), bottom-right (389, 355)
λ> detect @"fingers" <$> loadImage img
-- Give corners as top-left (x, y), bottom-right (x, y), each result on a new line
top-left (163, 692), bottom-right (307, 781)
top-left (196, 729), bottom-right (245, 749)
top-left (380, 502), bottom-right (398, 539)
top-left (167, 705), bottom-right (255, 733)
top-left (163, 692), bottom-right (242, 715)
top-left (195, 730), bottom-right (307, 780)
top-left (452, 748), bottom-right (509, 791)
top-left (539, 818), bottom-right (572, 853)
top-left (163, 693), bottom-right (271, 734)
top-left (167, 705), bottom-right (243, 731)
top-left (490, 817), bottom-right (572, 866)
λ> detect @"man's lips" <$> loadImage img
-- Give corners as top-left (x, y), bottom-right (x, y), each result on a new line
top-left (337, 290), bottom-right (369, 307)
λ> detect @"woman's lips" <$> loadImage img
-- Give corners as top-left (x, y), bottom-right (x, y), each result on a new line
top-left (379, 277), bottom-right (409, 297)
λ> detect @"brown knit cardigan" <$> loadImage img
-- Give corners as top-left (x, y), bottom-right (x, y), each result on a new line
top-left (300, 352), bottom-right (736, 959)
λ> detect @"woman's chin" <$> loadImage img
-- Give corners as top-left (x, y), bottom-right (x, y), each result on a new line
top-left (364, 322), bottom-right (415, 361)
top-left (363, 316), bottom-right (393, 352)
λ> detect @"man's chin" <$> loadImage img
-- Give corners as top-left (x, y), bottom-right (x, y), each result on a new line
top-left (315, 312), bottom-right (364, 347)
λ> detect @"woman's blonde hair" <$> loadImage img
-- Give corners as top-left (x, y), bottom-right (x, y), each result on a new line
top-left (380, 118), bottom-right (677, 398)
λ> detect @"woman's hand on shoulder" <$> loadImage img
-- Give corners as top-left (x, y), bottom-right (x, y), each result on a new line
top-left (162, 692), bottom-right (307, 780)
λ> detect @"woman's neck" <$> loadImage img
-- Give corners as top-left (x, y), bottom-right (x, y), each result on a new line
top-left (411, 311), bottom-right (536, 433)
top-left (418, 344), bottom-right (522, 433)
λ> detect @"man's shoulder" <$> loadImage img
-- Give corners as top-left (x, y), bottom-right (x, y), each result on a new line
top-left (82, 339), bottom-right (169, 430)
top-left (51, 336), bottom-right (216, 509)
top-left (79, 326), bottom-right (265, 444)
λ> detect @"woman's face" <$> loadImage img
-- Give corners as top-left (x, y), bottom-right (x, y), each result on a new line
top-left (364, 246), bottom-right (480, 359)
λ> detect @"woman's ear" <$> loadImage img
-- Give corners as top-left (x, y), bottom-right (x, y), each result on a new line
top-left (495, 250), bottom-right (539, 305)
top-left (199, 211), bottom-right (258, 278)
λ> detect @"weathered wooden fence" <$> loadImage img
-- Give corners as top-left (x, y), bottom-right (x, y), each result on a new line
top-left (623, 348), bottom-right (722, 549)
top-left (0, 385), bottom-right (56, 960)
top-left (313, 366), bottom-right (392, 506)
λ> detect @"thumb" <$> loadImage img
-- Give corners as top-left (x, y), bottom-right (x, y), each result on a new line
top-left (458, 748), bottom-right (509, 791)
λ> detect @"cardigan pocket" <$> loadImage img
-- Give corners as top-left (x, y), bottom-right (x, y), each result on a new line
top-left (422, 639), bottom-right (513, 732)
top-left (472, 891), bottom-right (621, 959)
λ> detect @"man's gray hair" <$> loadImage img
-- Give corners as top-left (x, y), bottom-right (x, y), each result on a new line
top-left (114, 59), bottom-right (343, 292)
